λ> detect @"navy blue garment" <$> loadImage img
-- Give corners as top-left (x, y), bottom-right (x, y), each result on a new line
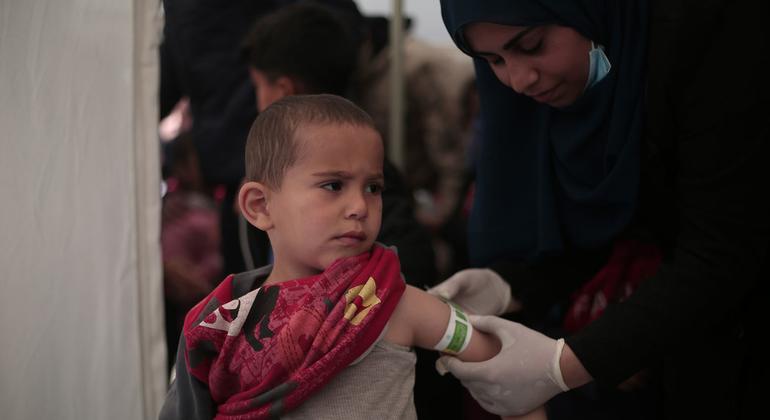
top-left (440, 0), bottom-right (648, 265)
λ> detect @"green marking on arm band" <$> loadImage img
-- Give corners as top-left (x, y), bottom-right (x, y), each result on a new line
top-left (455, 308), bottom-right (468, 322)
top-left (446, 322), bottom-right (468, 353)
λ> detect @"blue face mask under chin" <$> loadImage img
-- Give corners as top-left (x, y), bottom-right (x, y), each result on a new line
top-left (585, 41), bottom-right (612, 91)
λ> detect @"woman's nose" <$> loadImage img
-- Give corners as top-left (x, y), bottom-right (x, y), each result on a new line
top-left (506, 61), bottom-right (538, 95)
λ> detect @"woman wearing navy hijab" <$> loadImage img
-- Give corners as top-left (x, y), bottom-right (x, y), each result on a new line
top-left (430, 0), bottom-right (769, 418)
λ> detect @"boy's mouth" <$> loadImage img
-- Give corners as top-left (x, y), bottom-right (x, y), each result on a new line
top-left (335, 231), bottom-right (366, 245)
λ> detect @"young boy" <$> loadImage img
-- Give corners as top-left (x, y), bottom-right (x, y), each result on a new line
top-left (240, 1), bottom-right (439, 291)
top-left (238, 6), bottom-right (475, 418)
top-left (159, 95), bottom-right (548, 420)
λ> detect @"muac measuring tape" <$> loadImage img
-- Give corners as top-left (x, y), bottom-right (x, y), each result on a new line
top-left (433, 301), bottom-right (472, 354)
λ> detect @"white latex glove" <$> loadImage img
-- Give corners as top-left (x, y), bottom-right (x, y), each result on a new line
top-left (427, 268), bottom-right (520, 315)
top-left (436, 315), bottom-right (569, 416)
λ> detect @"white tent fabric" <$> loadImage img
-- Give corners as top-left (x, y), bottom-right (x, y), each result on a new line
top-left (0, 0), bottom-right (167, 419)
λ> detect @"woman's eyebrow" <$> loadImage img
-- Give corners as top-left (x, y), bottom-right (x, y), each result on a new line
top-left (471, 26), bottom-right (538, 57)
top-left (503, 26), bottom-right (537, 51)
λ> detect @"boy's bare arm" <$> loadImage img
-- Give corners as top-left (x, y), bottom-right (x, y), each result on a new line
top-left (387, 285), bottom-right (501, 362)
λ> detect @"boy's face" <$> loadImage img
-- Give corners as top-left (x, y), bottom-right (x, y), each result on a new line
top-left (267, 123), bottom-right (384, 280)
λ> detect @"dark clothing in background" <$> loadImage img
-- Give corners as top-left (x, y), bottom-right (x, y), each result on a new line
top-left (161, 0), bottom-right (279, 275)
top-left (161, 0), bottom-right (278, 186)
top-left (380, 159), bottom-right (439, 287)
top-left (567, 2), bottom-right (769, 418)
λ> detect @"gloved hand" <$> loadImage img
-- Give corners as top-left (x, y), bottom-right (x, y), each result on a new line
top-left (436, 315), bottom-right (570, 416)
top-left (427, 268), bottom-right (520, 315)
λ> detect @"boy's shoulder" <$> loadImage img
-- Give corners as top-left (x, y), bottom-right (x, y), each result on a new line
top-left (182, 265), bottom-right (272, 332)
top-left (230, 265), bottom-right (272, 298)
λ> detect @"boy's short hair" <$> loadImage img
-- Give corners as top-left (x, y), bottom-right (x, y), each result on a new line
top-left (245, 94), bottom-right (376, 187)
top-left (241, 1), bottom-right (361, 96)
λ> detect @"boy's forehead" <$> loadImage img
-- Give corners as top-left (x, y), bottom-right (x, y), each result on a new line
top-left (291, 122), bottom-right (384, 172)
top-left (293, 121), bottom-right (381, 147)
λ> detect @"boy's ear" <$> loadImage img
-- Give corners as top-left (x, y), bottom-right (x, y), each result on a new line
top-left (249, 66), bottom-right (294, 100)
top-left (238, 181), bottom-right (274, 231)
top-left (248, 67), bottom-right (260, 91)
top-left (275, 75), bottom-right (297, 97)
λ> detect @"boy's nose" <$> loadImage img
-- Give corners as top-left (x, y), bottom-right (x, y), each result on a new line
top-left (345, 191), bottom-right (368, 220)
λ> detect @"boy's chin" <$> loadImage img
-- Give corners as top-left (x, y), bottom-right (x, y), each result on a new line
top-left (322, 247), bottom-right (373, 267)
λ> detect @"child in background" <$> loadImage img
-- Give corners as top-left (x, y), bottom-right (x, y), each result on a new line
top-left (159, 95), bottom-right (543, 419)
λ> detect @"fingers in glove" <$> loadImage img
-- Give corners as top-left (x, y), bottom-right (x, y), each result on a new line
top-left (467, 384), bottom-right (505, 415)
top-left (468, 315), bottom-right (520, 347)
top-left (426, 276), bottom-right (461, 300)
top-left (437, 354), bottom-right (500, 383)
top-left (427, 284), bottom-right (457, 301)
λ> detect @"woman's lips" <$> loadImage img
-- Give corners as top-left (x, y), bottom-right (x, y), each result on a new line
top-left (531, 84), bottom-right (560, 103)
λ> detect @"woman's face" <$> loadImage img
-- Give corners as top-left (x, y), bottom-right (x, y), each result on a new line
top-left (464, 22), bottom-right (592, 108)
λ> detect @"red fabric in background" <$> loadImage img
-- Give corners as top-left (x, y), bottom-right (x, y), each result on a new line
top-left (563, 239), bottom-right (661, 333)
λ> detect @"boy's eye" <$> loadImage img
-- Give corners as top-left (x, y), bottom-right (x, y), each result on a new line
top-left (366, 183), bottom-right (384, 194)
top-left (321, 181), bottom-right (342, 192)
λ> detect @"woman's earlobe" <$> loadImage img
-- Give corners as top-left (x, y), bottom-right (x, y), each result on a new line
top-left (238, 181), bottom-right (274, 231)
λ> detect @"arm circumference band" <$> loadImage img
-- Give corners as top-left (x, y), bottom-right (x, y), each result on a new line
top-left (433, 302), bottom-right (472, 354)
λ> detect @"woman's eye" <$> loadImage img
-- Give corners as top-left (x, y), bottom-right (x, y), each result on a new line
top-left (488, 55), bottom-right (504, 66)
top-left (518, 39), bottom-right (543, 54)
top-left (321, 181), bottom-right (342, 191)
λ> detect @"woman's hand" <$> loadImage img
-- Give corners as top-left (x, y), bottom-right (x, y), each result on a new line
top-left (427, 268), bottom-right (520, 315)
top-left (435, 315), bottom-right (572, 416)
